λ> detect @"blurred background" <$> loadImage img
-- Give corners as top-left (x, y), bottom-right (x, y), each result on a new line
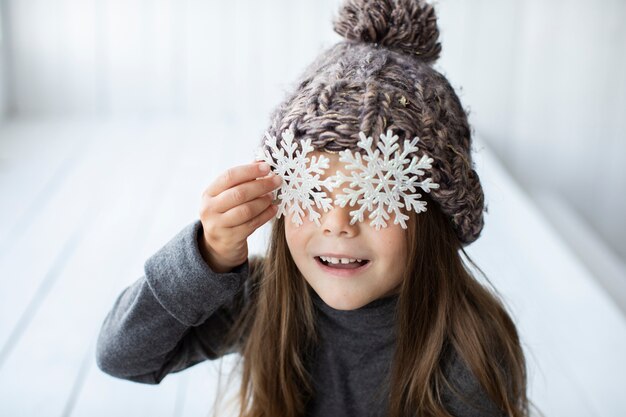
top-left (0, 0), bottom-right (624, 416)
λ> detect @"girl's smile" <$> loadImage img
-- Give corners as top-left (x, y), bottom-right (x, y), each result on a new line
top-left (313, 254), bottom-right (372, 277)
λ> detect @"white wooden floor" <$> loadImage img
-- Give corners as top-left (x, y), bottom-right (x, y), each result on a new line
top-left (0, 118), bottom-right (625, 417)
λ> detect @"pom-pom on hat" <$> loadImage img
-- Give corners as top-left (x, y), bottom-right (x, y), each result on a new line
top-left (258, 0), bottom-right (486, 246)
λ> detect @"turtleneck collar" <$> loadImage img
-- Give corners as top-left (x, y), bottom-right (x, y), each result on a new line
top-left (310, 288), bottom-right (399, 334)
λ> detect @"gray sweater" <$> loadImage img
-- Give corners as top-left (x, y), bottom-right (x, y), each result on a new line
top-left (96, 220), bottom-right (506, 417)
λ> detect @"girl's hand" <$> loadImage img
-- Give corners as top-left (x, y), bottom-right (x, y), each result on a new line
top-left (198, 161), bottom-right (282, 273)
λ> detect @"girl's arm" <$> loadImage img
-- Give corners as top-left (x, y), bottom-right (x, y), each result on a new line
top-left (95, 219), bottom-right (257, 384)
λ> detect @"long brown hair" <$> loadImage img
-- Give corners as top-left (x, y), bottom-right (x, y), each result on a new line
top-left (211, 191), bottom-right (536, 417)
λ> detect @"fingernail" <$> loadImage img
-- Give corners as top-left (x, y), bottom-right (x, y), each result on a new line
top-left (259, 162), bottom-right (270, 172)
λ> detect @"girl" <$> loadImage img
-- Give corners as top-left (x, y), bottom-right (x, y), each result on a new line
top-left (96, 0), bottom-right (532, 416)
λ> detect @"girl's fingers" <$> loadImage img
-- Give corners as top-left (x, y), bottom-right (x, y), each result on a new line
top-left (230, 199), bottom-right (279, 236)
top-left (203, 161), bottom-right (271, 199)
top-left (209, 172), bottom-right (282, 213)
top-left (220, 193), bottom-right (275, 228)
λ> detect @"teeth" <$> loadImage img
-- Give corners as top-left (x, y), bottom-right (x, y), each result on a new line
top-left (319, 256), bottom-right (363, 264)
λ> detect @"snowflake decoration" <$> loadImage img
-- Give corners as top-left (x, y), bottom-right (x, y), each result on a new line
top-left (327, 129), bottom-right (440, 230)
top-left (256, 129), bottom-right (336, 226)
top-left (255, 128), bottom-right (440, 230)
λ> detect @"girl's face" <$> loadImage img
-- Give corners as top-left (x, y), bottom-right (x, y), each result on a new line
top-left (284, 151), bottom-right (408, 311)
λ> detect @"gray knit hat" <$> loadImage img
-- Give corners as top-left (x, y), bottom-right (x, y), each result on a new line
top-left (260, 0), bottom-right (486, 246)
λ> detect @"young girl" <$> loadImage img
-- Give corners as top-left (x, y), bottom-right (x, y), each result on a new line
top-left (96, 0), bottom-right (531, 416)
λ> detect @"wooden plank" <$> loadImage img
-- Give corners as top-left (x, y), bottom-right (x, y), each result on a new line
top-left (532, 191), bottom-right (626, 316)
top-left (0, 123), bottom-right (107, 363)
top-left (182, 0), bottom-right (229, 117)
top-left (0, 1), bottom-right (8, 120)
top-left (0, 122), bottom-right (90, 251)
top-left (595, 0), bottom-right (626, 259)
top-left (5, 0), bottom-right (63, 114)
top-left (57, 0), bottom-right (99, 114)
top-left (0, 121), bottom-right (185, 415)
top-left (69, 120), bottom-right (232, 416)
top-left (68, 340), bottom-right (182, 417)
top-left (177, 354), bottom-right (242, 417)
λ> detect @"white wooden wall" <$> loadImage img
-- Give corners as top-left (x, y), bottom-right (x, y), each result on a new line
top-left (436, 0), bottom-right (626, 264)
top-left (1, 0), bottom-right (342, 122)
top-left (2, 0), bottom-right (625, 261)
top-left (0, 0), bottom-right (8, 118)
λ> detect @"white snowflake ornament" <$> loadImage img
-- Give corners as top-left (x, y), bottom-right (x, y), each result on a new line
top-left (328, 129), bottom-right (440, 230)
top-left (255, 129), bottom-right (336, 227)
top-left (255, 128), bottom-right (440, 230)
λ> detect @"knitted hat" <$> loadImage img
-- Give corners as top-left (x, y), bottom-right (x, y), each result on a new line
top-left (259, 0), bottom-right (486, 246)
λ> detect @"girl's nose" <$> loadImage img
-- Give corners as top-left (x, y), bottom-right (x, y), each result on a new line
top-left (320, 203), bottom-right (359, 237)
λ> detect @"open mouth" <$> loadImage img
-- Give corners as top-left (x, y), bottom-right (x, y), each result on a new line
top-left (314, 256), bottom-right (370, 270)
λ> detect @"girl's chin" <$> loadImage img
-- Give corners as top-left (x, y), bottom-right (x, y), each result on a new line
top-left (314, 291), bottom-right (369, 311)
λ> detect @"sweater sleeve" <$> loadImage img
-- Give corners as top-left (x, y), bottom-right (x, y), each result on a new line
top-left (95, 219), bottom-right (257, 385)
